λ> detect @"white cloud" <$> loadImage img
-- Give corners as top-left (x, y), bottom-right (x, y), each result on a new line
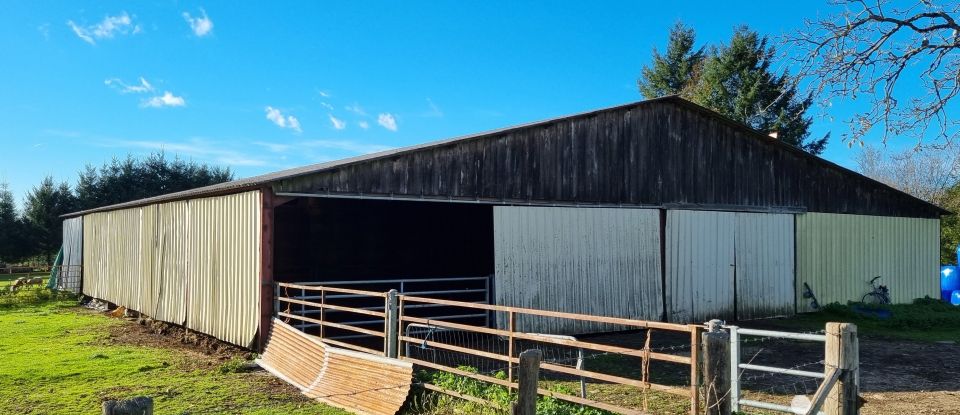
top-left (302, 140), bottom-right (394, 154)
top-left (318, 90), bottom-right (331, 98)
top-left (320, 102), bottom-right (334, 110)
top-left (142, 91), bottom-right (186, 108)
top-left (358, 121), bottom-right (369, 130)
top-left (253, 141), bottom-right (292, 153)
top-left (182, 9), bottom-right (214, 37)
top-left (265, 106), bottom-right (302, 132)
top-left (377, 113), bottom-right (398, 131)
top-left (105, 77), bottom-right (153, 94)
top-left (67, 21), bottom-right (94, 44)
top-left (423, 98), bottom-right (443, 117)
top-left (38, 23), bottom-right (50, 40)
top-left (345, 103), bottom-right (367, 116)
top-left (67, 12), bottom-right (140, 45)
top-left (265, 107), bottom-right (285, 127)
top-left (111, 138), bottom-right (268, 166)
top-left (254, 139), bottom-right (393, 156)
top-left (329, 114), bottom-right (346, 130)
top-left (287, 116), bottom-right (302, 132)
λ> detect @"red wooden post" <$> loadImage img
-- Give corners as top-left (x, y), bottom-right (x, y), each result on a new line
top-left (258, 187), bottom-right (275, 352)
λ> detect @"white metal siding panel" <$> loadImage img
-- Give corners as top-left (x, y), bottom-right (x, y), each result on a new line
top-left (185, 191), bottom-right (261, 347)
top-left (80, 191), bottom-right (261, 347)
top-left (82, 209), bottom-right (142, 308)
top-left (796, 213), bottom-right (939, 312)
top-left (734, 213), bottom-right (795, 320)
top-left (138, 205), bottom-right (158, 317)
top-left (81, 213), bottom-right (102, 299)
top-left (493, 206), bottom-right (662, 334)
top-left (151, 201), bottom-right (190, 325)
top-left (61, 217), bottom-right (83, 292)
top-left (665, 210), bottom-right (736, 323)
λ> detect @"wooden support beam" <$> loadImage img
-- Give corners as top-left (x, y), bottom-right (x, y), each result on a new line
top-left (258, 187), bottom-right (275, 352)
top-left (806, 367), bottom-right (842, 415)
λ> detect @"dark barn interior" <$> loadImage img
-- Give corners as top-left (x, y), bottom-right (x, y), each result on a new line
top-left (273, 197), bottom-right (494, 282)
top-left (273, 197), bottom-right (496, 342)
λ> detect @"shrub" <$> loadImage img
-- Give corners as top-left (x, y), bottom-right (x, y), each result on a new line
top-left (217, 357), bottom-right (250, 374)
top-left (811, 298), bottom-right (960, 332)
top-left (419, 366), bottom-right (611, 415)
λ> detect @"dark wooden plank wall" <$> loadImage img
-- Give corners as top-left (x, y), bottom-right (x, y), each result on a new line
top-left (274, 101), bottom-right (941, 218)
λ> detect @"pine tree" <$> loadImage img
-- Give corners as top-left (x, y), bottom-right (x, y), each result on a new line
top-left (639, 24), bottom-right (828, 155)
top-left (637, 22), bottom-right (704, 99)
top-left (22, 177), bottom-right (77, 263)
top-left (0, 182), bottom-right (26, 264)
top-left (692, 26), bottom-right (827, 154)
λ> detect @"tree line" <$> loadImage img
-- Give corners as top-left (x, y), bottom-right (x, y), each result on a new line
top-left (0, 153), bottom-right (231, 265)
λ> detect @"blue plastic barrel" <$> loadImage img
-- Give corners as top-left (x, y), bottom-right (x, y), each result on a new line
top-left (952, 290), bottom-right (960, 306)
top-left (941, 266), bottom-right (960, 302)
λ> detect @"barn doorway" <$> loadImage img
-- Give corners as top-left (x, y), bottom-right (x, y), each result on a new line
top-left (272, 196), bottom-right (495, 340)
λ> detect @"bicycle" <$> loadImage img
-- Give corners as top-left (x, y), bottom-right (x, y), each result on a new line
top-left (861, 276), bottom-right (891, 305)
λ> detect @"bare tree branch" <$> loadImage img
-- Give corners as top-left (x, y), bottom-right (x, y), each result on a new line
top-left (785, 0), bottom-right (960, 147)
top-left (856, 141), bottom-right (960, 202)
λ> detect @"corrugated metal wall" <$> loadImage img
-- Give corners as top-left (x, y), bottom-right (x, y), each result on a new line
top-left (150, 201), bottom-right (190, 325)
top-left (186, 192), bottom-right (262, 346)
top-left (493, 206), bottom-right (662, 334)
top-left (83, 208), bottom-right (143, 309)
top-left (666, 211), bottom-right (795, 322)
top-left (81, 191), bottom-right (262, 347)
top-left (734, 213), bottom-right (795, 320)
top-left (796, 213), bottom-right (939, 312)
top-left (665, 210), bottom-right (736, 323)
top-left (60, 217), bottom-right (83, 292)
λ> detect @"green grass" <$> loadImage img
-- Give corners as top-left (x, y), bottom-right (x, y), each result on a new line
top-left (0, 272), bottom-right (47, 289)
top-left (0, 299), bottom-right (348, 415)
top-left (760, 297), bottom-right (960, 343)
top-left (413, 367), bottom-right (615, 415)
top-left (412, 363), bottom-right (692, 415)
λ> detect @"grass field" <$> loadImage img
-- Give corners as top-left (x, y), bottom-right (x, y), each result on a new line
top-left (2, 293), bottom-right (957, 415)
top-left (755, 298), bottom-right (960, 343)
top-left (0, 272), bottom-right (47, 289)
top-left (0, 299), bottom-right (347, 415)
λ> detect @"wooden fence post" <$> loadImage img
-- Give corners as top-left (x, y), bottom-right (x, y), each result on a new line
top-left (511, 349), bottom-right (542, 415)
top-left (385, 289), bottom-right (399, 358)
top-left (824, 322), bottom-right (859, 415)
top-left (701, 320), bottom-right (730, 415)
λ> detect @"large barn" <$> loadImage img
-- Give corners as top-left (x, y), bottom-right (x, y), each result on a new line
top-left (60, 96), bottom-right (944, 349)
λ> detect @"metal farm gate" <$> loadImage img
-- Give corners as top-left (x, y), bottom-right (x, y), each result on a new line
top-left (269, 282), bottom-right (703, 415)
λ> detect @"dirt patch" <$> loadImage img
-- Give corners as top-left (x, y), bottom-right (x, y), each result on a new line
top-left (105, 315), bottom-right (251, 361)
top-left (730, 323), bottom-right (960, 414)
top-left (85, 308), bottom-right (317, 405)
top-left (571, 326), bottom-right (960, 414)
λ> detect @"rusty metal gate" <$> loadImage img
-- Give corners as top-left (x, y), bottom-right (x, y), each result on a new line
top-left (270, 282), bottom-right (703, 415)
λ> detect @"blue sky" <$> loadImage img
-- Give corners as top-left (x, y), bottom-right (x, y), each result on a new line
top-left (0, 1), bottom-right (904, 204)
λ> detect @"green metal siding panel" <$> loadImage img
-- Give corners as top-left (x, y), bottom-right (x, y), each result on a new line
top-left (796, 213), bottom-right (939, 312)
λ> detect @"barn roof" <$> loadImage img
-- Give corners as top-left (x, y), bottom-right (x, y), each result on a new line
top-left (63, 96), bottom-right (947, 218)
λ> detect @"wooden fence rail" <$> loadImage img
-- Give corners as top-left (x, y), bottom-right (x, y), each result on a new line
top-left (275, 282), bottom-right (702, 415)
